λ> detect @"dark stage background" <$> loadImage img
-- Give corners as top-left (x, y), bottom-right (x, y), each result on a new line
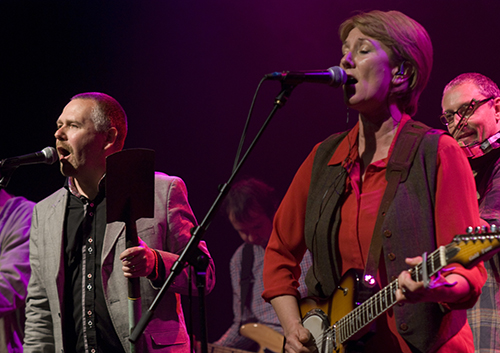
top-left (1, 0), bottom-right (499, 345)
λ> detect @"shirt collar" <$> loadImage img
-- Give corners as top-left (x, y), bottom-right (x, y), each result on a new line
top-left (64, 175), bottom-right (106, 200)
top-left (328, 114), bottom-right (412, 168)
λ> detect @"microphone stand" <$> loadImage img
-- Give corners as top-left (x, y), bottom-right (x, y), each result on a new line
top-left (129, 82), bottom-right (297, 351)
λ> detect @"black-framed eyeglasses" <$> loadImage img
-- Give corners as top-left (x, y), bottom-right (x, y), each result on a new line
top-left (440, 97), bottom-right (494, 126)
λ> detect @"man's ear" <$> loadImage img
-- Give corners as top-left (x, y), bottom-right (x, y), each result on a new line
top-left (104, 127), bottom-right (118, 151)
top-left (391, 61), bottom-right (414, 88)
top-left (494, 97), bottom-right (500, 123)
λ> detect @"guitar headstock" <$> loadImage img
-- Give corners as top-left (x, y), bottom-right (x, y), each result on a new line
top-left (447, 225), bottom-right (500, 268)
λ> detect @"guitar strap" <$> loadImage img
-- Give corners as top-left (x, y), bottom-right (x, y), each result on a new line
top-left (240, 243), bottom-right (254, 318)
top-left (363, 120), bottom-right (431, 283)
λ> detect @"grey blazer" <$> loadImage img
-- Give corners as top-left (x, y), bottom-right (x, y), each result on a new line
top-left (23, 172), bottom-right (216, 353)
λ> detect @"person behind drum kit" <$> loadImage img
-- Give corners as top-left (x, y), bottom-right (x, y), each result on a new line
top-left (213, 178), bottom-right (312, 352)
top-left (441, 72), bottom-right (500, 352)
top-left (22, 92), bottom-right (216, 353)
top-left (262, 10), bottom-right (486, 353)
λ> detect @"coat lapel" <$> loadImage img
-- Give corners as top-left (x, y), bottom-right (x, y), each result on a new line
top-left (102, 222), bottom-right (125, 262)
top-left (46, 189), bottom-right (68, 311)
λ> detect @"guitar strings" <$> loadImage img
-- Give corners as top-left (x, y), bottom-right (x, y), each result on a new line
top-left (310, 247), bottom-right (447, 347)
top-left (306, 236), bottom-right (500, 349)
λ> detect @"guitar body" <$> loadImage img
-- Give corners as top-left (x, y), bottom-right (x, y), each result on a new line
top-left (299, 269), bottom-right (375, 353)
top-left (206, 323), bottom-right (283, 353)
top-left (240, 323), bottom-right (284, 353)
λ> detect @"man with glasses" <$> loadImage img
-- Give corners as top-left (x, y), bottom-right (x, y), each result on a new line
top-left (441, 73), bottom-right (500, 353)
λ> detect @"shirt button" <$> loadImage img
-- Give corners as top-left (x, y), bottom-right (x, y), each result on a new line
top-left (88, 247), bottom-right (93, 254)
top-left (87, 284), bottom-right (93, 291)
top-left (388, 253), bottom-right (396, 261)
top-left (89, 212), bottom-right (94, 217)
top-left (90, 203), bottom-right (94, 207)
top-left (87, 273), bottom-right (92, 279)
top-left (91, 349), bottom-right (96, 353)
top-left (88, 320), bottom-right (93, 327)
top-left (88, 238), bottom-right (93, 243)
top-left (87, 310), bottom-right (92, 316)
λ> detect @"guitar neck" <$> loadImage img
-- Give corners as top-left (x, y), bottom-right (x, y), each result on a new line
top-left (207, 322), bottom-right (283, 353)
top-left (207, 343), bottom-right (254, 353)
top-left (336, 245), bottom-right (448, 344)
top-left (335, 229), bottom-right (500, 344)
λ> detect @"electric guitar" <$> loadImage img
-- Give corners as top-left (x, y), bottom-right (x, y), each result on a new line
top-left (207, 323), bottom-right (284, 353)
top-left (299, 228), bottom-right (500, 353)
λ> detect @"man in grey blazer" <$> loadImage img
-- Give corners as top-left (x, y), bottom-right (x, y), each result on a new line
top-left (23, 92), bottom-right (216, 353)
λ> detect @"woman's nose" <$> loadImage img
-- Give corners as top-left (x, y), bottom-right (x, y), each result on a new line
top-left (340, 52), bottom-right (353, 69)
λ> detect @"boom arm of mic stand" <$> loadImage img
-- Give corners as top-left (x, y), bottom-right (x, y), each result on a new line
top-left (129, 82), bottom-right (297, 347)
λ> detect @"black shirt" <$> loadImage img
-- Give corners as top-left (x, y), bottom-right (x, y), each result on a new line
top-left (63, 179), bottom-right (126, 353)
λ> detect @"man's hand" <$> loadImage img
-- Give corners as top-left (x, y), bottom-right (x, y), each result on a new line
top-left (119, 237), bottom-right (155, 278)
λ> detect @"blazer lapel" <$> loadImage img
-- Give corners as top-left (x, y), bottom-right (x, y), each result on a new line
top-left (102, 222), bottom-right (125, 262)
top-left (46, 189), bottom-right (68, 310)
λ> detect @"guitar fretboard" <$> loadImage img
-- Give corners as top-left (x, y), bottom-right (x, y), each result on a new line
top-left (304, 232), bottom-right (500, 352)
top-left (334, 245), bottom-right (447, 343)
top-left (207, 343), bottom-right (254, 353)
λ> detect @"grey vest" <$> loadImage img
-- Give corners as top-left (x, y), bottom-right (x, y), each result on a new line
top-left (304, 121), bottom-right (468, 352)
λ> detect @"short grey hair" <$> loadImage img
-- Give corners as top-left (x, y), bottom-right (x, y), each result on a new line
top-left (71, 92), bottom-right (128, 149)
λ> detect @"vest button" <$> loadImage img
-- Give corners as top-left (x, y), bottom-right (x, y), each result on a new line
top-left (384, 230), bottom-right (392, 238)
top-left (400, 323), bottom-right (409, 331)
top-left (388, 253), bottom-right (396, 261)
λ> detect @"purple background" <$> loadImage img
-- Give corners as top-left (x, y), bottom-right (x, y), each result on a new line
top-left (1, 0), bottom-right (499, 344)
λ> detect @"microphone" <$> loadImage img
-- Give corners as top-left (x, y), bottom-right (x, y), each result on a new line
top-left (265, 66), bottom-right (347, 87)
top-left (1, 147), bottom-right (58, 170)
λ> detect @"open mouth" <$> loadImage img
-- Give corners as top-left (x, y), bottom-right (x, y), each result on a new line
top-left (346, 76), bottom-right (358, 85)
top-left (57, 146), bottom-right (71, 160)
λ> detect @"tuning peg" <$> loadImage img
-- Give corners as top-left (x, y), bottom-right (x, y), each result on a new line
top-left (466, 226), bottom-right (474, 234)
top-left (475, 226), bottom-right (482, 234)
top-left (491, 224), bottom-right (497, 233)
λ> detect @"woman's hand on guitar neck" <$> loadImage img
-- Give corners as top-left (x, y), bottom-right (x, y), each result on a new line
top-left (395, 256), bottom-right (470, 304)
